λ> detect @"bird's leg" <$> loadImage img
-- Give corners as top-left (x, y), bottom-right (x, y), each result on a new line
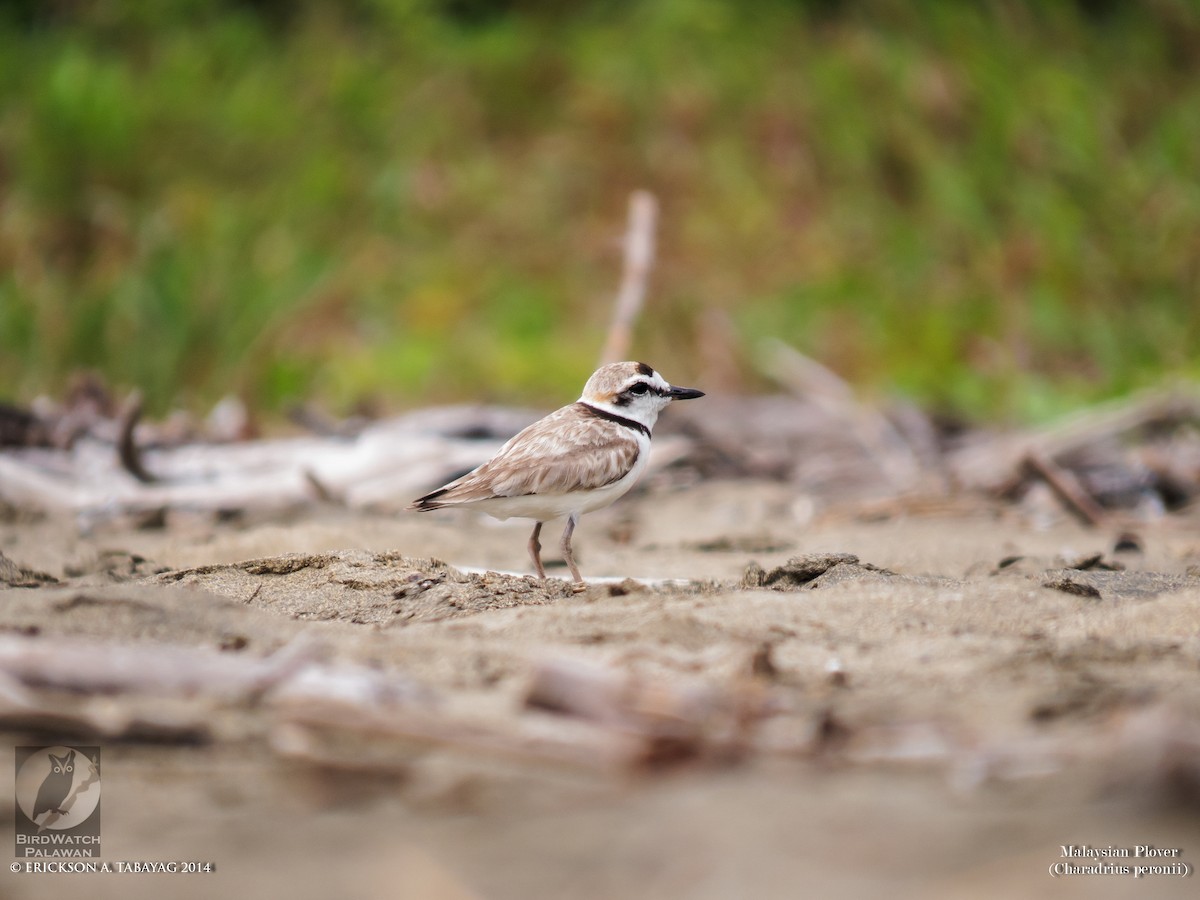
top-left (528, 521), bottom-right (546, 579)
top-left (560, 514), bottom-right (583, 585)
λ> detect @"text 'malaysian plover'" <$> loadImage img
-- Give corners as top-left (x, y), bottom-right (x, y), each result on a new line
top-left (410, 361), bottom-right (704, 584)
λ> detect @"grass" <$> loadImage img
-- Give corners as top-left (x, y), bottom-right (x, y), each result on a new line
top-left (1, 0), bottom-right (1198, 423)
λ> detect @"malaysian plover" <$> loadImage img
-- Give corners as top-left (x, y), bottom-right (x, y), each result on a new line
top-left (411, 361), bottom-right (704, 584)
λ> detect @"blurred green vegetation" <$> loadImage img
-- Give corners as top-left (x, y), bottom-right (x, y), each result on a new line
top-left (1, 0), bottom-right (1198, 421)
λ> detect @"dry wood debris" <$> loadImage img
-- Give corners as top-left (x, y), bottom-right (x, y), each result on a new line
top-left (0, 628), bottom-right (777, 774)
top-left (2, 345), bottom-right (1199, 526)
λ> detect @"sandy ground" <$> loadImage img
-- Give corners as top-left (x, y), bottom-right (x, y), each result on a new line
top-left (2, 480), bottom-right (1200, 899)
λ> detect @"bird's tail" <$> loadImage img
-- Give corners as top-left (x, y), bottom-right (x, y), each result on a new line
top-left (409, 487), bottom-right (450, 511)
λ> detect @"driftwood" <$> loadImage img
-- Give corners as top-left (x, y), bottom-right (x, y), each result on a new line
top-left (0, 625), bottom-right (1196, 791)
top-left (116, 390), bottom-right (157, 483)
top-left (951, 385), bottom-right (1200, 494)
top-left (2, 343), bottom-right (1198, 523)
top-left (0, 634), bottom-right (434, 743)
top-left (524, 656), bottom-right (775, 767)
top-left (272, 655), bottom-right (778, 775)
top-left (0, 633), bottom-right (429, 711)
top-left (1021, 451), bottom-right (1108, 527)
top-left (0, 417), bottom-right (510, 516)
top-left (268, 661), bottom-right (434, 712)
top-left (0, 405), bottom-right (697, 518)
top-left (0, 403), bottom-right (49, 447)
top-left (953, 387), bottom-right (1200, 525)
top-left (268, 648), bottom-right (782, 777)
top-left (756, 338), bottom-right (924, 492)
top-left (0, 634), bottom-right (323, 699)
top-left (748, 339), bottom-right (1200, 522)
top-left (273, 690), bottom-right (1200, 790)
top-left (273, 699), bottom-right (640, 775)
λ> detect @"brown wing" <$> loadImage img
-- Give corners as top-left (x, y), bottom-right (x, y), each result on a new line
top-left (414, 405), bottom-right (641, 506)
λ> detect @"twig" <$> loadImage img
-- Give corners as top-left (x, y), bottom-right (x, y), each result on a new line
top-left (600, 190), bottom-right (658, 366)
top-left (1022, 451), bottom-right (1108, 527)
top-left (117, 390), bottom-right (157, 483)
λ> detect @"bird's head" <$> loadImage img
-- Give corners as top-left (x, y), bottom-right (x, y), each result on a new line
top-left (580, 361), bottom-right (704, 430)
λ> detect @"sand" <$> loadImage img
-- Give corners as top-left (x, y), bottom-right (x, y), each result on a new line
top-left (2, 481), bottom-right (1200, 899)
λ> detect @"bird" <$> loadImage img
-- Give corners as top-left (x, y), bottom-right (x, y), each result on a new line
top-left (411, 361), bottom-right (704, 584)
top-left (31, 749), bottom-right (74, 822)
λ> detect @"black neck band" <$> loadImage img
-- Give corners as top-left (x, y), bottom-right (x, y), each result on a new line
top-left (576, 402), bottom-right (651, 438)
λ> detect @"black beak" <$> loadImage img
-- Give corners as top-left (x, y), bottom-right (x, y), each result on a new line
top-left (667, 385), bottom-right (705, 401)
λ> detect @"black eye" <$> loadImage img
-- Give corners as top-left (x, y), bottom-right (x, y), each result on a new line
top-left (628, 383), bottom-right (650, 395)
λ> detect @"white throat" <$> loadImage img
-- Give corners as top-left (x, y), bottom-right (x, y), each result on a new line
top-left (578, 397), bottom-right (663, 433)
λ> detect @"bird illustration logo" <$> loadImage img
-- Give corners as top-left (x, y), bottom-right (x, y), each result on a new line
top-left (15, 746), bottom-right (101, 831)
top-left (32, 749), bottom-right (74, 820)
